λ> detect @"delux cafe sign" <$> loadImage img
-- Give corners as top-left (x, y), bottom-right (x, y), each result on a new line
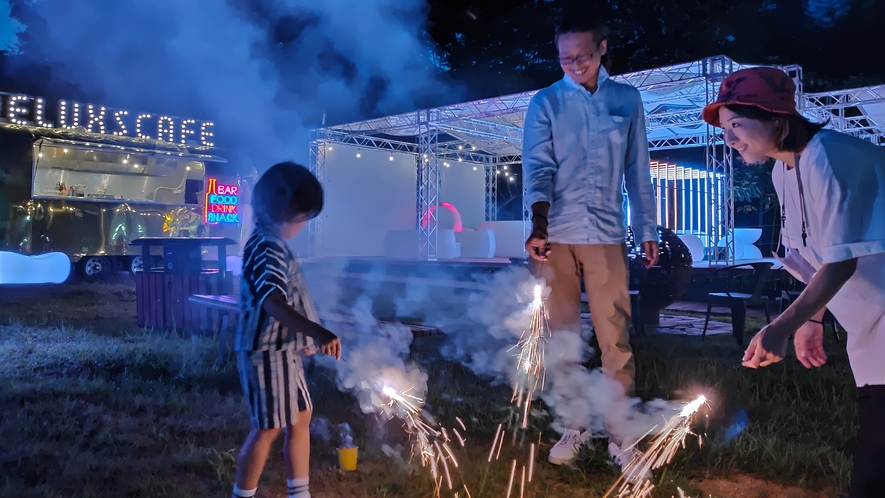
top-left (0, 92), bottom-right (216, 147)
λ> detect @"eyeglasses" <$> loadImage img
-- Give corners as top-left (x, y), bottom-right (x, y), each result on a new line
top-left (558, 48), bottom-right (598, 66)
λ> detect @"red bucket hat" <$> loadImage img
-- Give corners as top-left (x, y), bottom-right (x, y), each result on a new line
top-left (702, 67), bottom-right (800, 128)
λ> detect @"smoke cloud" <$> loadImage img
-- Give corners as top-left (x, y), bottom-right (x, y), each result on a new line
top-left (305, 260), bottom-right (684, 446)
top-left (5, 0), bottom-right (460, 170)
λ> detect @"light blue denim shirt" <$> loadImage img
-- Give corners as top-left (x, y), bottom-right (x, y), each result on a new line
top-left (522, 67), bottom-right (658, 245)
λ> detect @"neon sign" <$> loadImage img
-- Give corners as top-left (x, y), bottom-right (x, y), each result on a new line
top-left (205, 178), bottom-right (240, 224)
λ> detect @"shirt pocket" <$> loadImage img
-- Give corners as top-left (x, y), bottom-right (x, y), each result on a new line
top-left (600, 110), bottom-right (631, 146)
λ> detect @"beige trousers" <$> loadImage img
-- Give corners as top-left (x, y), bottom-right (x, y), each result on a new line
top-left (532, 243), bottom-right (635, 396)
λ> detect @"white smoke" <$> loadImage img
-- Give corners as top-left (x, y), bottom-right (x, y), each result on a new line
top-left (7, 0), bottom-right (460, 168)
top-left (306, 261), bottom-right (684, 445)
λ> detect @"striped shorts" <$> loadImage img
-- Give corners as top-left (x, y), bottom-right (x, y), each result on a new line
top-left (235, 349), bottom-right (313, 430)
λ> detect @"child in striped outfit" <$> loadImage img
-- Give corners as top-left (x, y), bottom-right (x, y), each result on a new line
top-left (232, 162), bottom-right (342, 498)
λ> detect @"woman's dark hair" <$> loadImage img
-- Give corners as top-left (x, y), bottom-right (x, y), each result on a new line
top-left (725, 104), bottom-right (829, 153)
top-left (252, 161), bottom-right (324, 225)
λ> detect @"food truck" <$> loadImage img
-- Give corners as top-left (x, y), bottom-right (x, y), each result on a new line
top-left (0, 92), bottom-right (242, 281)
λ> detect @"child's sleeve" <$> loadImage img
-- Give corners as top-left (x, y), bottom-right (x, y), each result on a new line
top-left (251, 238), bottom-right (290, 304)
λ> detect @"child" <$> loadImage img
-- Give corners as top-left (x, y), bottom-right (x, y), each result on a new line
top-left (232, 161), bottom-right (342, 498)
top-left (702, 67), bottom-right (885, 497)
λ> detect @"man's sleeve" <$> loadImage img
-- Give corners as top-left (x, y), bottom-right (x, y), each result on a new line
top-left (623, 89), bottom-right (658, 244)
top-left (522, 94), bottom-right (557, 209)
top-left (808, 143), bottom-right (885, 264)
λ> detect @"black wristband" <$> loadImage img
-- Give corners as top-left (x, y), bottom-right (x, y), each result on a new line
top-left (808, 319), bottom-right (824, 325)
top-left (532, 215), bottom-right (548, 224)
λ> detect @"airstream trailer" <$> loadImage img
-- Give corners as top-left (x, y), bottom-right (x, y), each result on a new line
top-left (0, 92), bottom-right (238, 280)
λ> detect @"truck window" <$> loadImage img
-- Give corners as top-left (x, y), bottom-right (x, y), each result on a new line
top-left (32, 143), bottom-right (205, 205)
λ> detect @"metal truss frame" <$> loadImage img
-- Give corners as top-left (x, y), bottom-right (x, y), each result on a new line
top-left (309, 55), bottom-right (885, 262)
top-left (307, 128), bottom-right (327, 258)
top-left (417, 110), bottom-right (440, 261)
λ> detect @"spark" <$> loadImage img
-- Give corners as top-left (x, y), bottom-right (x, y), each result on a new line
top-left (603, 395), bottom-right (708, 498)
top-left (508, 284), bottom-right (551, 428)
top-left (380, 385), bottom-right (468, 493)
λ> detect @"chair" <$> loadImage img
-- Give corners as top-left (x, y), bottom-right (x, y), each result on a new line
top-left (702, 262), bottom-right (774, 345)
top-left (629, 289), bottom-right (644, 337)
top-left (775, 267), bottom-right (840, 343)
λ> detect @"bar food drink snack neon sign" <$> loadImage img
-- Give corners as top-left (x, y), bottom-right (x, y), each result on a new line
top-left (205, 178), bottom-right (240, 224)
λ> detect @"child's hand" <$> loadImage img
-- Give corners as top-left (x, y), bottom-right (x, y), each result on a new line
top-left (319, 329), bottom-right (342, 360)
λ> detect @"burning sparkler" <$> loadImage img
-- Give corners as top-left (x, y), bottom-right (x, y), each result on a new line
top-left (603, 394), bottom-right (708, 498)
top-left (509, 284), bottom-right (551, 428)
top-left (380, 385), bottom-right (467, 495)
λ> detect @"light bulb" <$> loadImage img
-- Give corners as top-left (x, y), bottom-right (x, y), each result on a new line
top-left (137, 114), bottom-right (152, 139)
top-left (113, 110), bottom-right (129, 136)
top-left (63, 148), bottom-right (68, 153)
top-left (180, 119), bottom-right (196, 144)
top-left (157, 116), bottom-right (175, 142)
top-left (356, 153), bottom-right (361, 158)
top-left (86, 105), bottom-right (107, 134)
top-left (389, 156), bottom-right (394, 161)
top-left (200, 122), bottom-right (215, 148)
top-left (473, 166), bottom-right (477, 171)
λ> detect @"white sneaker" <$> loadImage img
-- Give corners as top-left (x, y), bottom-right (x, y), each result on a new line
top-left (608, 442), bottom-right (654, 483)
top-left (548, 429), bottom-right (592, 465)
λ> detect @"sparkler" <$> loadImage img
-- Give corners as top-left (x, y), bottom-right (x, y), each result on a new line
top-left (509, 284), bottom-right (551, 428)
top-left (380, 385), bottom-right (468, 495)
top-left (603, 395), bottom-right (708, 498)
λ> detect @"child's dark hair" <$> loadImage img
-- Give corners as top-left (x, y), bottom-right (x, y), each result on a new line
top-left (251, 161), bottom-right (324, 225)
top-left (725, 104), bottom-right (828, 153)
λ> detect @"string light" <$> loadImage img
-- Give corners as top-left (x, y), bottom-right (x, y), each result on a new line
top-left (136, 113), bottom-right (152, 139)
top-left (157, 116), bottom-right (175, 142)
top-left (34, 98), bottom-right (52, 127)
top-left (58, 101), bottom-right (81, 128)
top-left (86, 105), bottom-right (107, 134)
top-left (7, 95), bottom-right (29, 125)
top-left (200, 122), bottom-right (215, 148)
top-left (113, 110), bottom-right (129, 136)
top-left (180, 119), bottom-right (196, 144)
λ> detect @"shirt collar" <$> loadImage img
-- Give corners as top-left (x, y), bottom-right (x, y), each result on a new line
top-left (562, 65), bottom-right (610, 95)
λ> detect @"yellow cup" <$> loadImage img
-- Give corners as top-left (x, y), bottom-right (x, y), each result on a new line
top-left (337, 447), bottom-right (358, 471)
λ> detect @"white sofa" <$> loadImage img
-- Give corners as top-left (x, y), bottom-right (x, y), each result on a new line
top-left (455, 229), bottom-right (496, 258)
top-left (476, 221), bottom-right (529, 258)
top-left (382, 229), bottom-right (461, 259)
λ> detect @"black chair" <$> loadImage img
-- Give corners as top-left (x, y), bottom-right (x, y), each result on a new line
top-left (776, 267), bottom-right (840, 343)
top-left (702, 262), bottom-right (774, 345)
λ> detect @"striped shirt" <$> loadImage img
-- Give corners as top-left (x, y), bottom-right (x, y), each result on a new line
top-left (235, 224), bottom-right (319, 352)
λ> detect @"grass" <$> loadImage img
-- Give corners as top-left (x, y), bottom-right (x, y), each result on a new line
top-left (0, 283), bottom-right (854, 497)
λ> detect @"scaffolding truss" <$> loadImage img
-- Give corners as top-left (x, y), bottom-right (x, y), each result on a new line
top-left (309, 55), bottom-right (885, 263)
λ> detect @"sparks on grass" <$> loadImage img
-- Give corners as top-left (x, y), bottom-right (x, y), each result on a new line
top-left (380, 385), bottom-right (468, 495)
top-left (603, 395), bottom-right (709, 498)
top-left (509, 283), bottom-right (551, 428)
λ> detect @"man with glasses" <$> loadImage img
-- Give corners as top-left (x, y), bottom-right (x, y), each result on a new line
top-left (522, 12), bottom-right (658, 477)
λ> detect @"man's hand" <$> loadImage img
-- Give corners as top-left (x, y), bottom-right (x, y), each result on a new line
top-left (525, 222), bottom-right (551, 261)
top-left (742, 324), bottom-right (790, 368)
top-left (794, 321), bottom-right (827, 369)
top-left (318, 329), bottom-right (342, 360)
top-left (640, 240), bottom-right (659, 269)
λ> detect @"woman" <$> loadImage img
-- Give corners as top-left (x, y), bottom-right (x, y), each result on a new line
top-left (702, 66), bottom-right (885, 497)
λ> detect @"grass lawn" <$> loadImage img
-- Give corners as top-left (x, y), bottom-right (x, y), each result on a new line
top-left (0, 282), bottom-right (854, 497)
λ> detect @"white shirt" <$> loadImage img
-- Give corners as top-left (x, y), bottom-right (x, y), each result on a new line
top-left (772, 129), bottom-right (885, 387)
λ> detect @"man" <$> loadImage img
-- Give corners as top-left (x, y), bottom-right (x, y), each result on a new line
top-left (522, 13), bottom-right (659, 471)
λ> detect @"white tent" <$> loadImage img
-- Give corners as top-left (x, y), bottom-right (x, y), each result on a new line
top-left (309, 55), bottom-right (885, 263)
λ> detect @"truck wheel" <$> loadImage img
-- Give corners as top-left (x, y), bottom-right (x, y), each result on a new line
top-left (130, 256), bottom-right (144, 275)
top-left (78, 256), bottom-right (111, 281)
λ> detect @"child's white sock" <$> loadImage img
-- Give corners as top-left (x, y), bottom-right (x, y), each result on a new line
top-left (288, 476), bottom-right (310, 498)
top-left (232, 485), bottom-right (258, 498)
